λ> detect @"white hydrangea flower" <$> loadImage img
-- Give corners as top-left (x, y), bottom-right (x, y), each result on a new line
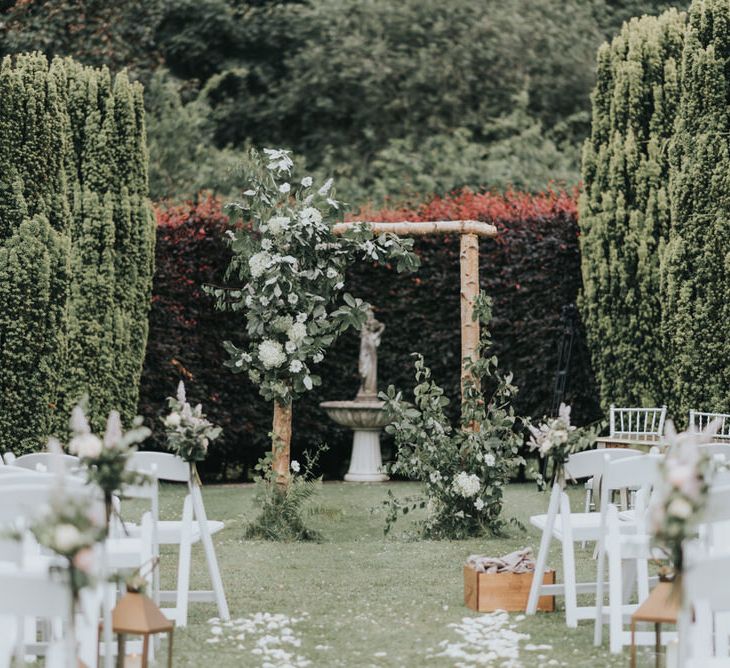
top-left (288, 293), bottom-right (298, 305)
top-left (289, 360), bottom-right (303, 373)
top-left (452, 471), bottom-right (481, 498)
top-left (285, 341), bottom-right (297, 353)
top-left (267, 216), bottom-right (290, 235)
top-left (258, 340), bottom-right (286, 369)
top-left (287, 322), bottom-right (307, 342)
top-left (249, 251), bottom-right (271, 278)
top-left (299, 207), bottom-right (322, 226)
top-left (474, 498), bottom-right (485, 511)
top-left (429, 470), bottom-right (442, 484)
top-left (261, 238), bottom-right (272, 251)
top-left (301, 177), bottom-right (313, 187)
top-left (484, 453), bottom-right (496, 467)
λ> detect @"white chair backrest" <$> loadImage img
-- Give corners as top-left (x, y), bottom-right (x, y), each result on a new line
top-left (699, 485), bottom-right (730, 526)
top-left (128, 451), bottom-right (189, 483)
top-left (12, 452), bottom-right (79, 473)
top-left (0, 471), bottom-right (86, 488)
top-left (685, 553), bottom-right (730, 611)
top-left (0, 484), bottom-right (101, 526)
top-left (0, 569), bottom-right (71, 618)
top-left (690, 411), bottom-right (730, 442)
top-left (609, 405), bottom-right (667, 439)
top-left (564, 448), bottom-right (646, 481)
top-left (600, 453), bottom-right (662, 496)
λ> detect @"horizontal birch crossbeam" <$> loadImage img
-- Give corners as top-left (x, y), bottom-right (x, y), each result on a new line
top-left (332, 220), bottom-right (498, 238)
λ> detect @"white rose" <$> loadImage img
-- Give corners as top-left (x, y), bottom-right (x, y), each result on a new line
top-left (668, 497), bottom-right (693, 520)
top-left (288, 293), bottom-right (298, 305)
top-left (54, 524), bottom-right (82, 553)
top-left (289, 360), bottom-right (303, 373)
top-left (70, 433), bottom-right (103, 459)
top-left (285, 341), bottom-right (297, 353)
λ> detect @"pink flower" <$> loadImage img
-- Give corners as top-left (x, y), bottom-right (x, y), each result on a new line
top-left (73, 547), bottom-right (95, 575)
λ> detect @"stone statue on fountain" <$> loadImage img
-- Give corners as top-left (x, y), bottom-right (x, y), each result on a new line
top-left (356, 308), bottom-right (385, 401)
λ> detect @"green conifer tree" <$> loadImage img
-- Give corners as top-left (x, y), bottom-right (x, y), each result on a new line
top-left (579, 10), bottom-right (685, 408)
top-left (663, 0), bottom-right (730, 417)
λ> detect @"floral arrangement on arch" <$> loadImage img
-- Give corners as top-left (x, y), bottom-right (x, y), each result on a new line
top-left (208, 147), bottom-right (419, 405)
top-left (65, 403), bottom-right (151, 526)
top-left (381, 294), bottom-right (524, 539)
top-left (527, 403), bottom-right (597, 487)
top-left (163, 381), bottom-right (222, 482)
top-left (649, 420), bottom-right (718, 580)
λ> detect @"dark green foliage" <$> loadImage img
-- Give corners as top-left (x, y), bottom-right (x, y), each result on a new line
top-left (0, 53), bottom-right (154, 452)
top-left (663, 0), bottom-right (730, 416)
top-left (579, 10), bottom-right (685, 408)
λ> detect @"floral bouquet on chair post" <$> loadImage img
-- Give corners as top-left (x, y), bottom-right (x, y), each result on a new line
top-left (649, 420), bottom-right (718, 595)
top-left (527, 403), bottom-right (597, 489)
top-left (67, 404), bottom-right (151, 531)
top-left (162, 381), bottom-right (222, 485)
top-left (6, 487), bottom-right (107, 659)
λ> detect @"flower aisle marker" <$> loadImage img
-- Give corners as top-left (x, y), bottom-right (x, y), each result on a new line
top-left (649, 419), bottom-right (719, 592)
top-left (527, 403), bottom-right (597, 489)
top-left (160, 381), bottom-right (230, 622)
top-left (163, 381), bottom-right (222, 484)
top-left (7, 485), bottom-right (107, 663)
top-left (381, 294), bottom-right (524, 539)
top-left (67, 403), bottom-right (151, 528)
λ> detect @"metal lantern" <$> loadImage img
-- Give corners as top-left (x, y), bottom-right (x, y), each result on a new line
top-left (110, 592), bottom-right (174, 668)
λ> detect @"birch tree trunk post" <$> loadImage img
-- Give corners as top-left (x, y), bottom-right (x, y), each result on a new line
top-left (460, 232), bottom-right (480, 431)
top-left (272, 401), bottom-right (293, 487)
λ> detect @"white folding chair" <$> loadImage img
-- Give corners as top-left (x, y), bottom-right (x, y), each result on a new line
top-left (593, 453), bottom-right (663, 652)
top-left (126, 452), bottom-right (229, 626)
top-left (0, 568), bottom-right (75, 668)
top-left (689, 411), bottom-right (730, 442)
top-left (527, 449), bottom-right (644, 626)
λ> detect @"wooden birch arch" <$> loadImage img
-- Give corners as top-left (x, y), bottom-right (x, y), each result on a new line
top-left (272, 219), bottom-right (497, 483)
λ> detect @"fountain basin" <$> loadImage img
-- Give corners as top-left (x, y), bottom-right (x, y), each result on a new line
top-left (320, 400), bottom-right (391, 482)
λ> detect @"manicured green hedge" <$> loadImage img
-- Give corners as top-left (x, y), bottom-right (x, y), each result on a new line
top-left (141, 192), bottom-right (600, 481)
top-left (0, 53), bottom-right (155, 452)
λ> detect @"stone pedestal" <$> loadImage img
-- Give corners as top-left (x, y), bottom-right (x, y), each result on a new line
top-left (344, 427), bottom-right (389, 482)
top-left (319, 400), bottom-right (390, 483)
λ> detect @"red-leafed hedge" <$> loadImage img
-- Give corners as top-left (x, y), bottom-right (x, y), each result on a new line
top-left (139, 190), bottom-right (600, 481)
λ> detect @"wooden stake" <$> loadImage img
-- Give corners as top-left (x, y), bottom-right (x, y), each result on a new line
top-left (460, 233), bottom-right (480, 408)
top-left (272, 400), bottom-right (293, 486)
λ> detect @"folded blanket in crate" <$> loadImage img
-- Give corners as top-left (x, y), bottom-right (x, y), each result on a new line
top-left (466, 547), bottom-right (535, 574)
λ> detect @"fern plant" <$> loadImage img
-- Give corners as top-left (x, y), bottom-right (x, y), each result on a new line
top-left (244, 445), bottom-right (327, 542)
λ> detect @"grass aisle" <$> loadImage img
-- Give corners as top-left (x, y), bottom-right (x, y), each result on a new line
top-left (144, 482), bottom-right (656, 667)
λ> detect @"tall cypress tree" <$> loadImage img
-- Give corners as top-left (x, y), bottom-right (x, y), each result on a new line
top-left (663, 0), bottom-right (730, 417)
top-left (579, 10), bottom-right (685, 408)
top-left (0, 53), bottom-right (154, 451)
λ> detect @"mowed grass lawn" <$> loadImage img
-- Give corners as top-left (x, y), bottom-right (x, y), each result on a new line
top-left (142, 481), bottom-right (660, 667)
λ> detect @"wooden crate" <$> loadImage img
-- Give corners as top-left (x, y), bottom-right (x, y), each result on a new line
top-left (463, 565), bottom-right (555, 612)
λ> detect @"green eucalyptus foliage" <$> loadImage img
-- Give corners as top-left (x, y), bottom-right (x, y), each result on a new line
top-left (0, 53), bottom-right (154, 452)
top-left (579, 10), bottom-right (685, 409)
top-left (381, 294), bottom-right (524, 539)
top-left (663, 0), bottom-right (730, 417)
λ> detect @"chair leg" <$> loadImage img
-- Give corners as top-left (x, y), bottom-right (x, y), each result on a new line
top-left (560, 490), bottom-right (578, 628)
top-left (582, 486), bottom-right (592, 549)
top-left (527, 483), bottom-right (561, 615)
top-left (593, 528), bottom-right (607, 646)
top-left (190, 483), bottom-right (230, 621)
top-left (608, 544), bottom-right (624, 653)
top-left (175, 494), bottom-right (194, 628)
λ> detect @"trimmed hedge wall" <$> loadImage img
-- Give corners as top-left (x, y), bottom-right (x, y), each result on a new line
top-left (141, 191), bottom-right (600, 481)
top-left (0, 53), bottom-right (155, 452)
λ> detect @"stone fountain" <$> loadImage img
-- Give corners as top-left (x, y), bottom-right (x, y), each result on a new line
top-left (320, 308), bottom-right (390, 482)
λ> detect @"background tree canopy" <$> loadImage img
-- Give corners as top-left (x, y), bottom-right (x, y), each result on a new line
top-left (1, 0), bottom-right (688, 203)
